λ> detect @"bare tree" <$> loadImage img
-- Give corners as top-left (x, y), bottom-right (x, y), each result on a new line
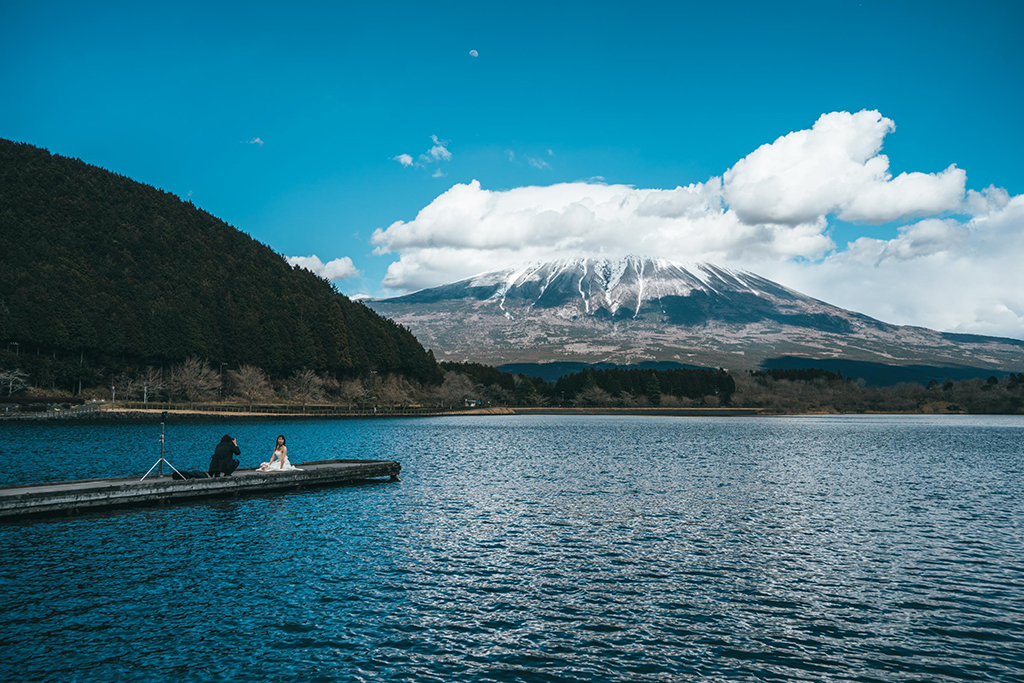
top-left (289, 369), bottom-right (325, 403)
top-left (169, 357), bottom-right (219, 402)
top-left (659, 394), bottom-right (682, 407)
top-left (0, 368), bottom-right (29, 396)
top-left (139, 367), bottom-right (166, 404)
top-left (338, 379), bottom-right (365, 408)
top-left (377, 374), bottom-right (412, 408)
top-left (112, 372), bottom-right (139, 401)
top-left (230, 364), bottom-right (271, 404)
top-left (321, 374), bottom-right (340, 400)
top-left (615, 391), bottom-right (639, 407)
top-left (575, 385), bottom-right (612, 407)
top-left (434, 372), bottom-right (475, 409)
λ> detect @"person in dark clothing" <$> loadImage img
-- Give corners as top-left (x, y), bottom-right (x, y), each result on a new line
top-left (209, 434), bottom-right (241, 477)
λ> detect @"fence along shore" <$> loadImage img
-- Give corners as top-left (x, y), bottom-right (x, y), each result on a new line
top-left (2, 400), bottom-right (760, 420)
top-left (1, 400), bottom-right (517, 419)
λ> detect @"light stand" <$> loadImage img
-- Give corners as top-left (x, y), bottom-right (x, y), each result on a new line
top-left (141, 411), bottom-right (184, 480)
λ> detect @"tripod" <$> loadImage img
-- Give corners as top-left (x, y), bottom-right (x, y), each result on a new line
top-left (141, 412), bottom-right (184, 480)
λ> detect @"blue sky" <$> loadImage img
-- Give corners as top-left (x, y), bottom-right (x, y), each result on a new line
top-left (3, 0), bottom-right (1024, 335)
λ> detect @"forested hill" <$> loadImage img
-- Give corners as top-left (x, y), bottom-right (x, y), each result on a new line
top-left (0, 139), bottom-right (440, 383)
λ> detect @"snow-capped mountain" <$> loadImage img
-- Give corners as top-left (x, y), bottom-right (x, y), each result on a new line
top-left (367, 256), bottom-right (1024, 372)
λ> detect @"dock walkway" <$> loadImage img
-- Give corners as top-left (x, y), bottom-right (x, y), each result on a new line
top-left (0, 459), bottom-right (400, 521)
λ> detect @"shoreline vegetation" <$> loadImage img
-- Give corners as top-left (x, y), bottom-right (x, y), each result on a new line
top-left (9, 352), bottom-right (1022, 419)
top-left (3, 359), bottom-right (1024, 420)
top-left (1, 405), bottom-right (765, 421)
top-left (1, 403), bottom-right (1018, 422)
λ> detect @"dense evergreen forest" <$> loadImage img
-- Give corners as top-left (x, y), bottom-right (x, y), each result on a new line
top-left (440, 361), bottom-right (735, 406)
top-left (439, 361), bottom-right (733, 406)
top-left (0, 139), bottom-right (441, 392)
top-left (437, 363), bottom-right (1024, 414)
top-left (732, 369), bottom-right (1024, 414)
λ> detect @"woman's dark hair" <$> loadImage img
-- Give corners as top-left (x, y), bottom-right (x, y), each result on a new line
top-left (275, 435), bottom-right (286, 447)
top-left (221, 434), bottom-right (233, 443)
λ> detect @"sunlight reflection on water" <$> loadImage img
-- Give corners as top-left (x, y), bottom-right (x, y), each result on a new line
top-left (1, 415), bottom-right (1023, 681)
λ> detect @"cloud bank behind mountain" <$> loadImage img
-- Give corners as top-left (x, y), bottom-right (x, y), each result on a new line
top-left (370, 110), bottom-right (1024, 339)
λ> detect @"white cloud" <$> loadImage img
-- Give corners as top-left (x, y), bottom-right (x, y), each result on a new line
top-left (508, 150), bottom-right (553, 167)
top-left (842, 218), bottom-right (969, 264)
top-left (246, 137), bottom-right (264, 146)
top-left (757, 195), bottom-right (1024, 338)
top-left (370, 110), bottom-right (1024, 338)
top-left (396, 136), bottom-right (452, 170)
top-left (372, 179), bottom-right (832, 290)
top-left (427, 134), bottom-right (451, 161)
top-left (432, 169), bottom-right (445, 178)
top-left (965, 185), bottom-right (1011, 217)
top-left (469, 49), bottom-right (479, 57)
top-left (723, 111), bottom-right (964, 225)
top-left (287, 255), bottom-right (360, 282)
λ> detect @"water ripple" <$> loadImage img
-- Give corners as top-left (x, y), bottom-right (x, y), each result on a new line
top-left (1, 415), bottom-right (1023, 681)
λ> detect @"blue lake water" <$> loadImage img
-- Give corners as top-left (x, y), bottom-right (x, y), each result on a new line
top-left (1, 415), bottom-right (1023, 682)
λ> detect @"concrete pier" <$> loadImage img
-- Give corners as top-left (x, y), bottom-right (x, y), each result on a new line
top-left (0, 459), bottom-right (401, 521)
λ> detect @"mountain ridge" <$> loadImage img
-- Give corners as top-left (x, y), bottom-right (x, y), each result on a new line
top-left (368, 255), bottom-right (1024, 373)
top-left (0, 139), bottom-right (441, 387)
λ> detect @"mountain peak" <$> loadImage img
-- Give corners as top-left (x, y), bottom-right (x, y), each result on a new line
top-left (368, 254), bottom-right (1024, 372)
top-left (392, 255), bottom-right (795, 321)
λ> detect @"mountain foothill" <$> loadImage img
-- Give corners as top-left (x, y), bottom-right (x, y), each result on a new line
top-left (0, 139), bottom-right (441, 399)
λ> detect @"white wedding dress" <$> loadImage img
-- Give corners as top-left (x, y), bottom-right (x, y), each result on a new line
top-left (259, 448), bottom-right (302, 472)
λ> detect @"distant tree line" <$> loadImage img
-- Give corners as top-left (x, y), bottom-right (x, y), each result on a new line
top-left (434, 363), bottom-right (1024, 414)
top-left (751, 368), bottom-right (847, 383)
top-left (734, 368), bottom-right (1024, 414)
top-left (440, 362), bottom-right (736, 407)
top-left (3, 349), bottom-right (1023, 415)
top-left (552, 367), bottom-right (736, 406)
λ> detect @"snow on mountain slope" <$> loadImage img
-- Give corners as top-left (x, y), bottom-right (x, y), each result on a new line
top-left (367, 256), bottom-right (1024, 371)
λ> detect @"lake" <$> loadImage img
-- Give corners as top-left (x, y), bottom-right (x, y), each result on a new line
top-left (1, 415), bottom-right (1022, 681)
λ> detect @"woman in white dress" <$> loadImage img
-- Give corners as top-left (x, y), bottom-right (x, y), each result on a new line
top-left (258, 435), bottom-right (301, 472)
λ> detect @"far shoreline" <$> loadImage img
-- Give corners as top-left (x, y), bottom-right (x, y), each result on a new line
top-left (3, 405), bottom-right (1005, 422)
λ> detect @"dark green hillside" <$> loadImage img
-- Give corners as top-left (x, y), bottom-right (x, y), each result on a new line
top-left (0, 139), bottom-right (440, 384)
